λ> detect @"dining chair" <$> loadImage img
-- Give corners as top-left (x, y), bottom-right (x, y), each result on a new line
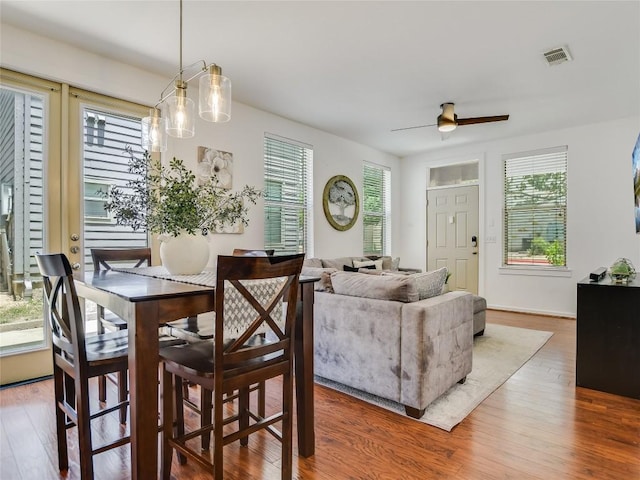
top-left (36, 253), bottom-right (131, 480)
top-left (90, 247), bottom-right (150, 420)
top-left (164, 248), bottom-right (274, 342)
top-left (159, 253), bottom-right (305, 480)
top-left (90, 247), bottom-right (184, 423)
top-left (163, 248), bottom-right (276, 432)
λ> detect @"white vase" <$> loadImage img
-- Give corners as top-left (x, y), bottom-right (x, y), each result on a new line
top-left (158, 232), bottom-right (210, 275)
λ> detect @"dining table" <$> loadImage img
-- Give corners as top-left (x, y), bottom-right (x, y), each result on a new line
top-left (74, 268), bottom-right (318, 480)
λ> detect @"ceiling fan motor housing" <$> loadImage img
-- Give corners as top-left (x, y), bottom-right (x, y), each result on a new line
top-left (438, 103), bottom-right (458, 132)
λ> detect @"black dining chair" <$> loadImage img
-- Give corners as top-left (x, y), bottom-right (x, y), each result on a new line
top-left (159, 253), bottom-right (304, 480)
top-left (36, 253), bottom-right (131, 479)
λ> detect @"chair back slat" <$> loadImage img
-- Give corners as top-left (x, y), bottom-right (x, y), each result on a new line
top-left (36, 253), bottom-right (87, 362)
top-left (214, 254), bottom-right (304, 379)
top-left (91, 248), bottom-right (151, 271)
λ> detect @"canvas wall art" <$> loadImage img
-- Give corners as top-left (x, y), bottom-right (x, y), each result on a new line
top-left (633, 133), bottom-right (640, 234)
top-left (197, 146), bottom-right (233, 189)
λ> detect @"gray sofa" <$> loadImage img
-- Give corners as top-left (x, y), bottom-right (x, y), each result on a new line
top-left (309, 269), bottom-right (474, 418)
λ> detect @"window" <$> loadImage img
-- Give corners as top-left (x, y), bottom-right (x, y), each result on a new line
top-left (363, 162), bottom-right (391, 256)
top-left (84, 180), bottom-right (110, 220)
top-left (503, 146), bottom-right (567, 267)
top-left (264, 134), bottom-right (313, 255)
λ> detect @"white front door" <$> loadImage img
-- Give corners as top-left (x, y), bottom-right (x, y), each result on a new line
top-left (427, 185), bottom-right (479, 294)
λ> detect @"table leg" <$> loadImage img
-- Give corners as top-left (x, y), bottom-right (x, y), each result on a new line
top-left (294, 282), bottom-right (315, 457)
top-left (129, 301), bottom-right (160, 480)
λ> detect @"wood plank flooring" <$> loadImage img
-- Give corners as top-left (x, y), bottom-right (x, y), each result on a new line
top-left (1, 310), bottom-right (638, 479)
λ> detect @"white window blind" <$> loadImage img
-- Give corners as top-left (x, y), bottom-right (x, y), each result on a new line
top-left (363, 162), bottom-right (390, 256)
top-left (503, 146), bottom-right (567, 267)
top-left (264, 135), bottom-right (313, 255)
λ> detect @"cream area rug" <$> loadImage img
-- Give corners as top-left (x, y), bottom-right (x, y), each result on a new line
top-left (315, 323), bottom-right (553, 432)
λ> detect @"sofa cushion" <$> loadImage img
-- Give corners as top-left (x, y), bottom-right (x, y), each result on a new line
top-left (301, 266), bottom-right (337, 292)
top-left (411, 267), bottom-right (448, 300)
top-left (353, 259), bottom-right (383, 270)
top-left (331, 271), bottom-right (419, 302)
top-left (303, 257), bottom-right (323, 268)
top-left (322, 257), bottom-right (358, 270)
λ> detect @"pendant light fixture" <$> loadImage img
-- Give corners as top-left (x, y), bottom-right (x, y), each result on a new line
top-left (141, 0), bottom-right (231, 152)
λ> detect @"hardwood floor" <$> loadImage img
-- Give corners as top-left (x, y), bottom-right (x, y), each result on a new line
top-left (1, 310), bottom-right (638, 479)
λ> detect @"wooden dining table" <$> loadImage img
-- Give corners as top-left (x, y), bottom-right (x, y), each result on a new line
top-left (74, 269), bottom-right (318, 479)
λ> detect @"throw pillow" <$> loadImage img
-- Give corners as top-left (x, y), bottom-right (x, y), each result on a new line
top-left (344, 264), bottom-right (375, 272)
top-left (391, 257), bottom-right (400, 271)
top-left (411, 267), bottom-right (448, 300)
top-left (353, 259), bottom-right (383, 270)
top-left (322, 257), bottom-right (356, 270)
top-left (331, 271), bottom-right (419, 302)
top-left (301, 266), bottom-right (337, 292)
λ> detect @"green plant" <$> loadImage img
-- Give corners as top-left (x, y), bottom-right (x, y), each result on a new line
top-left (528, 236), bottom-right (549, 256)
top-left (104, 148), bottom-right (262, 237)
top-left (544, 239), bottom-right (565, 266)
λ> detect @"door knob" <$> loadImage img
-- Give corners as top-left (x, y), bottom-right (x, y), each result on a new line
top-left (71, 262), bottom-right (81, 270)
top-left (70, 233), bottom-right (80, 241)
top-left (70, 246), bottom-right (80, 254)
top-left (471, 235), bottom-right (478, 247)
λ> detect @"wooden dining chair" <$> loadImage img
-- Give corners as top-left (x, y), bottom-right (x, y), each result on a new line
top-left (159, 253), bottom-right (305, 480)
top-left (90, 247), bottom-right (184, 423)
top-left (36, 253), bottom-right (131, 480)
top-left (164, 248), bottom-right (274, 342)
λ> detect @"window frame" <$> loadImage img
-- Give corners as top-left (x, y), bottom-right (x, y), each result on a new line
top-left (362, 162), bottom-right (391, 256)
top-left (263, 134), bottom-right (313, 256)
top-left (501, 145), bottom-right (569, 275)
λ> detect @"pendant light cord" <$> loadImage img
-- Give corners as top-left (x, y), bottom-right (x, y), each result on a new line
top-left (179, 0), bottom-right (183, 81)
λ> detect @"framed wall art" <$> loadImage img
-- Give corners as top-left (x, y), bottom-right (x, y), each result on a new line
top-left (197, 146), bottom-right (233, 189)
top-left (323, 175), bottom-right (359, 231)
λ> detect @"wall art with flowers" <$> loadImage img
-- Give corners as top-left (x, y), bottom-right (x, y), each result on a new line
top-left (197, 146), bottom-right (233, 189)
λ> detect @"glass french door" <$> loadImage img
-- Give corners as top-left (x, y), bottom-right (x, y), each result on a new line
top-left (0, 69), bottom-right (150, 384)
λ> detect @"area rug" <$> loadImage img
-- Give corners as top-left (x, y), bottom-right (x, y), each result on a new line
top-left (315, 323), bottom-right (553, 432)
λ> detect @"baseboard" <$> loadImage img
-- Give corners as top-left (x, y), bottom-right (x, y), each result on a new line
top-left (487, 304), bottom-right (576, 319)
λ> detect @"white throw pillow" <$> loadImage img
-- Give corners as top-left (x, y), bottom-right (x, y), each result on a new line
top-left (412, 267), bottom-right (448, 300)
top-left (353, 259), bottom-right (383, 270)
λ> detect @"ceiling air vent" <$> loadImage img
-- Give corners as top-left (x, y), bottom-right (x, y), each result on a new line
top-left (543, 46), bottom-right (572, 66)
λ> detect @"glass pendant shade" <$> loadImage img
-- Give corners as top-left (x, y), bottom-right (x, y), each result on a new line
top-left (141, 107), bottom-right (168, 152)
top-left (199, 65), bottom-right (231, 123)
top-left (165, 81), bottom-right (195, 138)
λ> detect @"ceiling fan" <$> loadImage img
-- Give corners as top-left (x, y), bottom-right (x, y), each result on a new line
top-left (391, 102), bottom-right (509, 134)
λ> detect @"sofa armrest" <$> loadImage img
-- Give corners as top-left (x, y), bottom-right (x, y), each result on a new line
top-left (399, 291), bottom-right (473, 410)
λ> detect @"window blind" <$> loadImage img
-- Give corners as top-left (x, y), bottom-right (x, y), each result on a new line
top-left (263, 135), bottom-right (312, 255)
top-left (363, 163), bottom-right (390, 255)
top-left (503, 146), bottom-right (567, 267)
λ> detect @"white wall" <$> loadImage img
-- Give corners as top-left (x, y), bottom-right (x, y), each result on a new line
top-left (1, 23), bottom-right (400, 266)
top-left (400, 117), bottom-right (640, 317)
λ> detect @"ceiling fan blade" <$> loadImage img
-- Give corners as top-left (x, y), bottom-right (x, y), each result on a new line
top-left (456, 115), bottom-right (509, 126)
top-left (390, 123), bottom-right (436, 132)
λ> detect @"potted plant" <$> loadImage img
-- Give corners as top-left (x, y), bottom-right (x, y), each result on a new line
top-left (608, 258), bottom-right (637, 284)
top-left (104, 147), bottom-right (261, 274)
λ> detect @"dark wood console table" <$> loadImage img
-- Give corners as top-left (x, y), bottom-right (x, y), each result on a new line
top-left (576, 276), bottom-right (640, 399)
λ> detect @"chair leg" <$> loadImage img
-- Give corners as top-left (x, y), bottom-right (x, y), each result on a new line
top-left (281, 372), bottom-right (293, 480)
top-left (213, 387), bottom-right (224, 480)
top-left (173, 373), bottom-right (187, 465)
top-left (160, 367), bottom-right (174, 480)
top-left (200, 387), bottom-right (212, 451)
top-left (75, 376), bottom-right (94, 480)
top-left (258, 380), bottom-right (266, 418)
top-left (97, 309), bottom-right (107, 403)
top-left (53, 367), bottom-right (69, 472)
top-left (239, 387), bottom-right (250, 447)
top-left (118, 370), bottom-right (128, 424)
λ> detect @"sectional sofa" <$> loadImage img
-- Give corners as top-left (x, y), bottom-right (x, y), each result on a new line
top-left (303, 258), bottom-right (475, 418)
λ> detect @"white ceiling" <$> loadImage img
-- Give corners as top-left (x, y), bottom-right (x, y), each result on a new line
top-left (2, 1), bottom-right (639, 157)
